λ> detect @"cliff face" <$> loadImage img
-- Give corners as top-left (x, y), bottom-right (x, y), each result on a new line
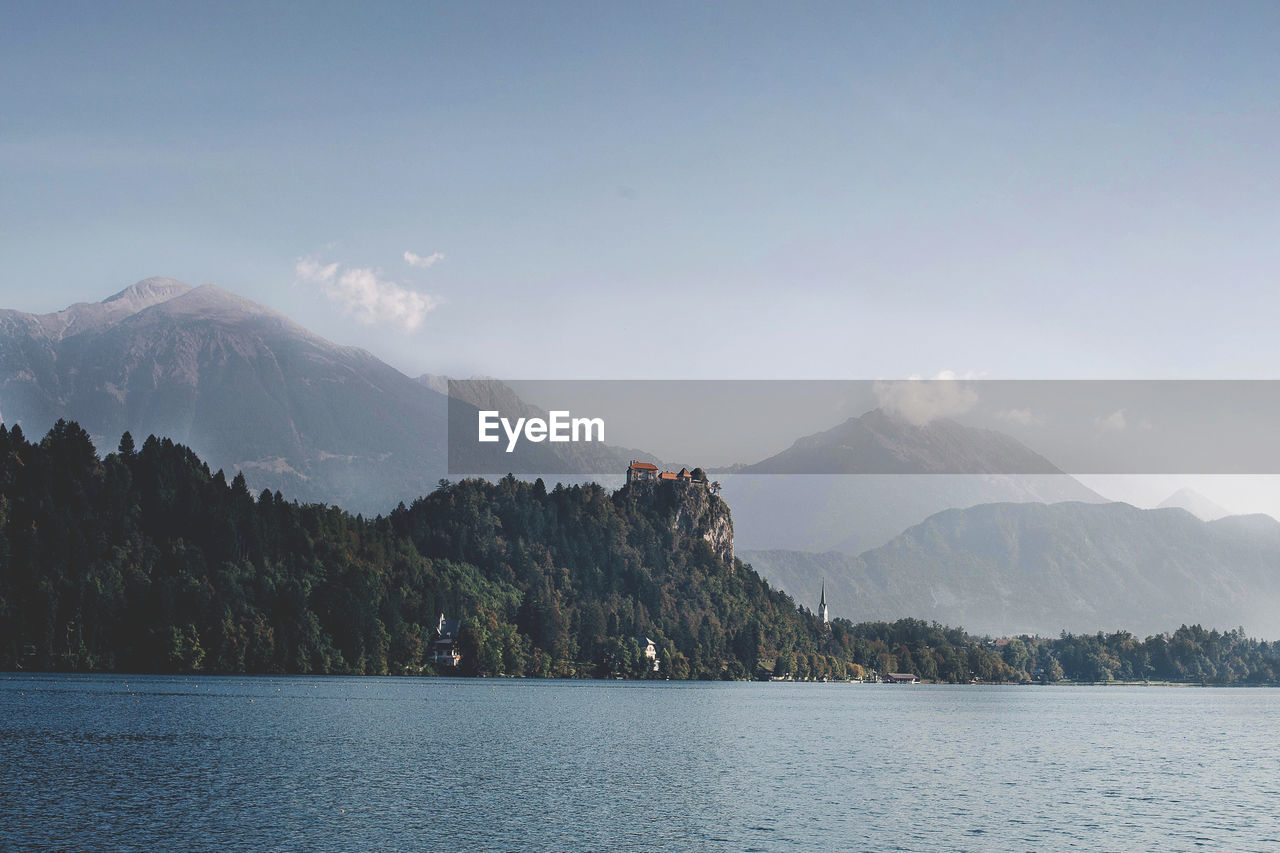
top-left (620, 479), bottom-right (735, 565)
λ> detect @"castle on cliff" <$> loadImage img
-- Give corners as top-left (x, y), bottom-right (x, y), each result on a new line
top-left (627, 460), bottom-right (719, 493)
top-left (624, 461), bottom-right (731, 562)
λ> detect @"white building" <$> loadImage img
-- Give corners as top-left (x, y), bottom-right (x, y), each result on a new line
top-left (637, 636), bottom-right (659, 672)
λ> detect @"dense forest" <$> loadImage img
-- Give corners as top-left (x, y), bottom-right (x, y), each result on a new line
top-left (1, 420), bottom-right (1277, 684)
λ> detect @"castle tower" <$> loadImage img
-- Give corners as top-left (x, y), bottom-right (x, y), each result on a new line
top-left (819, 580), bottom-right (829, 625)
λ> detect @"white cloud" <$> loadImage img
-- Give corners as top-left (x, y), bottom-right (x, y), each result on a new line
top-left (996, 408), bottom-right (1043, 427)
top-left (874, 370), bottom-right (979, 426)
top-left (404, 250), bottom-right (445, 269)
top-left (295, 258), bottom-right (339, 283)
top-left (1096, 409), bottom-right (1127, 432)
top-left (296, 257), bottom-right (438, 331)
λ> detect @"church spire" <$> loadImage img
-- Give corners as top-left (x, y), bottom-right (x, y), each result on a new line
top-left (819, 579), bottom-right (829, 625)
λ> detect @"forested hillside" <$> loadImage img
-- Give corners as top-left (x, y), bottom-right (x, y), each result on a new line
top-left (0, 420), bottom-right (836, 678)
top-left (1, 420), bottom-right (1277, 684)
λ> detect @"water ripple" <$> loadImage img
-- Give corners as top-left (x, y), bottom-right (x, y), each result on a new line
top-left (3, 677), bottom-right (1280, 851)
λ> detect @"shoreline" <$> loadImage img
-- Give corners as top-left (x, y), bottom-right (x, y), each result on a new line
top-left (5, 670), bottom-right (1278, 688)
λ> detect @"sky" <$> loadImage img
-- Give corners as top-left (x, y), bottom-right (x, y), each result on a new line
top-left (3, 1), bottom-right (1279, 384)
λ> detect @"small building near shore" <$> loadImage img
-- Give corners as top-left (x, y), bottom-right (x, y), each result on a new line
top-left (885, 672), bottom-right (919, 684)
top-left (434, 614), bottom-right (462, 668)
top-left (636, 636), bottom-right (659, 672)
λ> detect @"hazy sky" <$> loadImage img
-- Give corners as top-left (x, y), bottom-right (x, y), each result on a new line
top-left (3, 1), bottom-right (1279, 383)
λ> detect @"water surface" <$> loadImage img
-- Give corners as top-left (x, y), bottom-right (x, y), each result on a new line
top-left (3, 675), bottom-right (1278, 851)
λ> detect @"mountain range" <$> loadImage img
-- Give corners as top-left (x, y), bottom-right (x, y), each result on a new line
top-left (726, 407), bottom-right (1069, 475)
top-left (0, 279), bottom-right (449, 511)
top-left (0, 280), bottom-right (652, 511)
top-left (5, 278), bottom-right (1279, 638)
top-left (718, 407), bottom-right (1104, 555)
top-left (1157, 487), bottom-right (1232, 521)
top-left (743, 502), bottom-right (1280, 637)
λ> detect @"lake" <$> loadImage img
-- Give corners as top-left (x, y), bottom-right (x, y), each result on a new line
top-left (3, 674), bottom-right (1279, 851)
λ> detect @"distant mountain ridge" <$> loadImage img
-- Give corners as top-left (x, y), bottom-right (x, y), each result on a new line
top-left (7, 280), bottom-right (1279, 644)
top-left (727, 407), bottom-right (1066, 475)
top-left (743, 502), bottom-right (1280, 638)
top-left (1157, 487), bottom-right (1231, 521)
top-left (0, 278), bottom-right (449, 512)
top-left (0, 280), bottom-right (661, 512)
top-left (0, 277), bottom-right (193, 345)
top-left (716, 407), bottom-right (1104, 555)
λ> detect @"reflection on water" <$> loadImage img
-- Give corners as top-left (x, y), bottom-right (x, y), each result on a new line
top-left (3, 675), bottom-right (1279, 851)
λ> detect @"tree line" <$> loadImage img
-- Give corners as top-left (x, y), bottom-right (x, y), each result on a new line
top-left (0, 420), bottom-right (1275, 684)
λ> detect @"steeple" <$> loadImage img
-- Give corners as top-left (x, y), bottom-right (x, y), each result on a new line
top-left (819, 579), bottom-right (829, 625)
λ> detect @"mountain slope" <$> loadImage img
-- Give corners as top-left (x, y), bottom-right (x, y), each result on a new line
top-left (0, 421), bottom-right (831, 681)
top-left (731, 407), bottom-right (1068, 475)
top-left (1157, 487), bottom-right (1231, 521)
top-left (0, 279), bottom-right (448, 511)
top-left (722, 472), bottom-right (1105, 555)
top-left (743, 502), bottom-right (1280, 638)
top-left (717, 407), bottom-right (1104, 555)
top-left (0, 280), bottom-right (671, 513)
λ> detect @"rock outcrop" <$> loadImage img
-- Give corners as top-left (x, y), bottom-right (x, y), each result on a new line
top-left (619, 478), bottom-right (734, 565)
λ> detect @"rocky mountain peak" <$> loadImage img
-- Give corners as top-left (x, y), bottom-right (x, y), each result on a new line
top-left (739, 405), bottom-right (1068, 475)
top-left (1157, 487), bottom-right (1231, 521)
top-left (101, 277), bottom-right (193, 312)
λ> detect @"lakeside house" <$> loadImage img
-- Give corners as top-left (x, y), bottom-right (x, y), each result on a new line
top-left (636, 637), bottom-right (659, 672)
top-left (433, 614), bottom-right (462, 669)
top-left (885, 673), bottom-right (919, 684)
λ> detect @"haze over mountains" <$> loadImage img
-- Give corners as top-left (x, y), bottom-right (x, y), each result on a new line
top-left (1157, 487), bottom-right (1232, 521)
top-left (720, 408), bottom-right (1104, 555)
top-left (5, 278), bottom-right (1279, 639)
top-left (728, 407), bottom-right (1070, 475)
top-left (0, 280), bottom-right (657, 511)
top-left (0, 279), bottom-right (449, 511)
top-left (0, 280), bottom-right (1106, 541)
top-left (743, 503), bottom-right (1280, 638)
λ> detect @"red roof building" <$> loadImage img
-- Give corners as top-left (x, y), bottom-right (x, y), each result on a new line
top-left (627, 460), bottom-right (659, 484)
top-left (629, 460), bottom-right (707, 487)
